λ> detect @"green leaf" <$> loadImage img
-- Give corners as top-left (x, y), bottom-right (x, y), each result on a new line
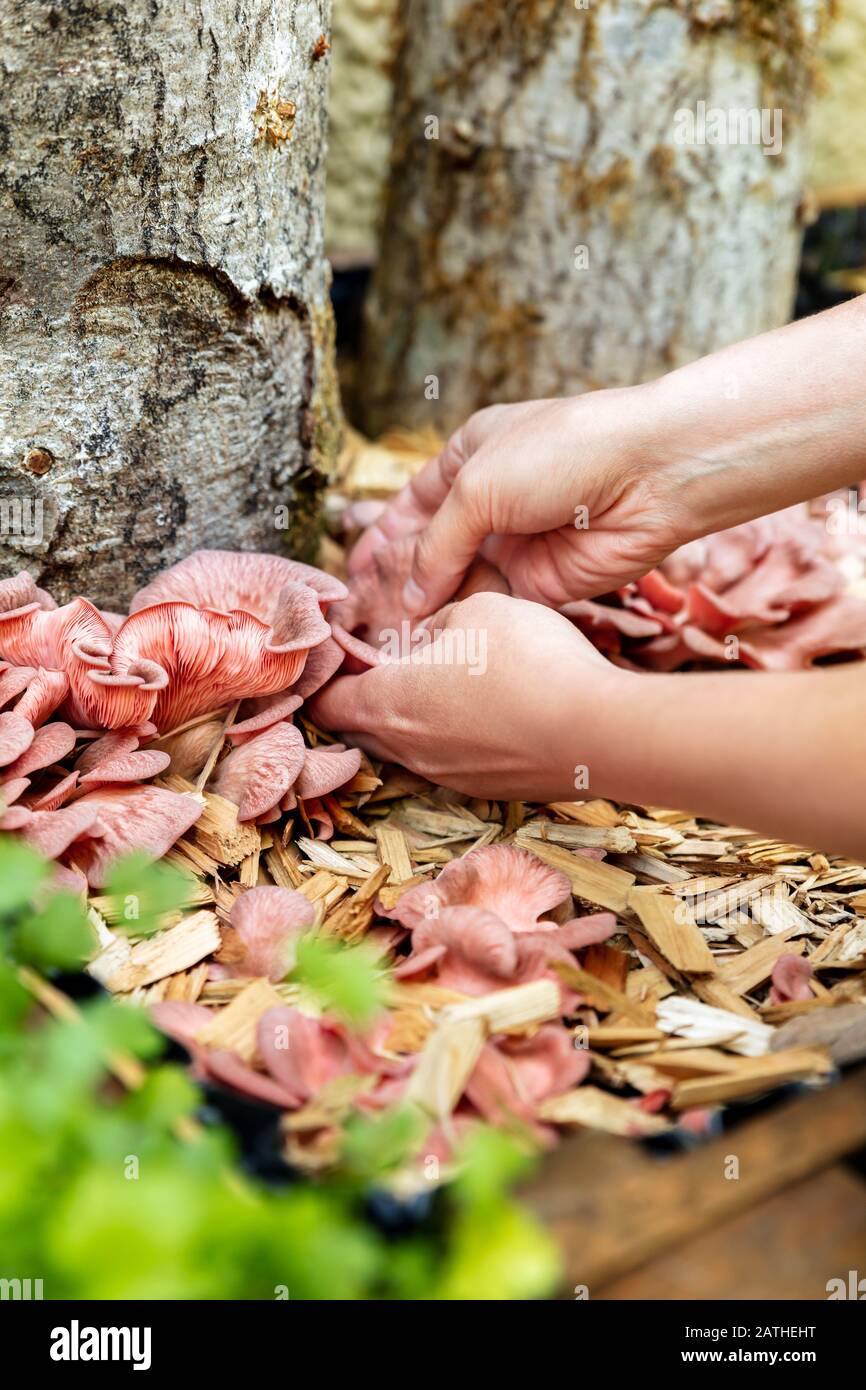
top-left (0, 837), bottom-right (47, 917)
top-left (452, 1125), bottom-right (536, 1206)
top-left (14, 893), bottom-right (94, 971)
top-left (104, 852), bottom-right (195, 936)
top-left (434, 1198), bottom-right (561, 1301)
top-left (293, 933), bottom-right (384, 1024)
top-left (342, 1105), bottom-right (427, 1176)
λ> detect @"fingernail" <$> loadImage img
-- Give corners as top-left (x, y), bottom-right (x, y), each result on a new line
top-left (402, 577), bottom-right (426, 613)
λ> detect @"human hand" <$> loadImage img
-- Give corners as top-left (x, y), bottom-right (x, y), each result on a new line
top-left (348, 387), bottom-right (686, 618)
top-left (308, 591), bottom-right (625, 802)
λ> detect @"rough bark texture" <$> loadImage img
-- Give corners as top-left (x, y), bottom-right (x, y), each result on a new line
top-left (0, 0), bottom-right (339, 606)
top-left (326, 0), bottom-right (396, 263)
top-left (361, 0), bottom-right (830, 436)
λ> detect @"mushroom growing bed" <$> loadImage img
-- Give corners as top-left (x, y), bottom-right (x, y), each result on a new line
top-left (2, 428), bottom-right (866, 1188)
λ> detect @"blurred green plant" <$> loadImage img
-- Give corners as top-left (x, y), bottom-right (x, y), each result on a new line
top-left (293, 931), bottom-right (384, 1024)
top-left (0, 835), bottom-right (560, 1300)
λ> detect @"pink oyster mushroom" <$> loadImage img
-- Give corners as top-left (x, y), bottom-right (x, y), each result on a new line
top-left (152, 1000), bottom-right (409, 1112)
top-left (344, 498), bottom-right (866, 675)
top-left (598, 505), bottom-right (866, 672)
top-left (0, 552), bottom-right (346, 733)
top-left (466, 1025), bottom-right (590, 1131)
top-left (210, 885), bottom-right (316, 982)
top-left (382, 845), bottom-right (617, 997)
top-left (0, 550), bottom-right (362, 881)
top-left (769, 953), bottom-right (814, 1005)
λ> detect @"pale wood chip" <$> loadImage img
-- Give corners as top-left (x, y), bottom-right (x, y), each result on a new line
top-left (96, 910), bottom-right (221, 993)
top-left (194, 791), bottom-right (260, 867)
top-left (374, 823), bottom-right (414, 884)
top-left (716, 927), bottom-right (804, 996)
top-left (516, 820), bottom-right (636, 853)
top-left (195, 977), bottom-right (284, 1062)
top-left (405, 1017), bottom-right (485, 1120)
top-left (537, 1085), bottom-right (672, 1135)
top-left (656, 996), bottom-right (774, 1056)
top-left (440, 979), bottom-right (560, 1033)
top-left (669, 1047), bottom-right (833, 1108)
top-left (628, 886), bottom-right (717, 975)
top-left (523, 840), bottom-right (635, 913)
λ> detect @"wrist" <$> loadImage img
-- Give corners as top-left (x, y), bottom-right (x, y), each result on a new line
top-left (551, 652), bottom-right (642, 803)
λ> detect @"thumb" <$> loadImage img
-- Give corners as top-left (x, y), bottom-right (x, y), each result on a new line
top-left (403, 467), bottom-right (489, 617)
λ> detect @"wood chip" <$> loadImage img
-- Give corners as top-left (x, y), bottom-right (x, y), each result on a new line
top-left (523, 840), bottom-right (635, 913)
top-left (716, 927), bottom-right (804, 996)
top-left (628, 887), bottom-right (717, 975)
top-left (322, 863), bottom-right (391, 940)
top-left (404, 1017), bottom-right (485, 1120)
top-left (669, 1047), bottom-right (834, 1109)
top-left (537, 1086), bottom-right (672, 1136)
top-left (554, 960), bottom-right (655, 1024)
top-left (374, 823), bottom-right (414, 883)
top-left (195, 977), bottom-right (284, 1062)
top-left (95, 910), bottom-right (221, 992)
top-left (441, 979), bottom-right (560, 1033)
top-left (194, 791), bottom-right (260, 867)
top-left (515, 821), bottom-right (637, 853)
top-left (656, 996), bottom-right (774, 1056)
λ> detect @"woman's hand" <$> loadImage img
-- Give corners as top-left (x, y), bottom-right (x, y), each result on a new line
top-left (349, 296), bottom-right (866, 622)
top-left (308, 591), bottom-right (623, 802)
top-left (349, 389), bottom-right (685, 618)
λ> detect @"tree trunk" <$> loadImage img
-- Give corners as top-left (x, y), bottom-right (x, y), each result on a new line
top-left (0, 0), bottom-right (339, 607)
top-left (360, 0), bottom-right (830, 436)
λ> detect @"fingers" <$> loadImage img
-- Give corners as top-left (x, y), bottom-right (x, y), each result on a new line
top-left (307, 672), bottom-right (399, 764)
top-left (306, 672), bottom-right (377, 734)
top-left (347, 430), bottom-right (470, 576)
top-left (403, 466), bottom-right (493, 617)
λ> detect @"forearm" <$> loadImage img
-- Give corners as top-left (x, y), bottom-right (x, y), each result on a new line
top-left (644, 295), bottom-right (866, 541)
top-left (575, 663), bottom-right (866, 859)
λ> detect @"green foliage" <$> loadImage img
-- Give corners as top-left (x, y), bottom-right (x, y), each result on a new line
top-left (293, 931), bottom-right (384, 1023)
top-left (0, 835), bottom-right (560, 1300)
top-left (105, 852), bottom-right (198, 937)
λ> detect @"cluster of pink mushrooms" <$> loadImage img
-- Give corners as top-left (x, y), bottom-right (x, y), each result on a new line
top-left (1, 510), bottom-right (861, 1148)
top-left (0, 551), bottom-right (365, 889)
top-left (335, 499), bottom-right (866, 672)
top-left (153, 845), bottom-right (618, 1147)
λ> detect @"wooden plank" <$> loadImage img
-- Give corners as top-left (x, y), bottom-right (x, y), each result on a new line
top-left (523, 840), bottom-right (635, 913)
top-left (629, 887), bottom-right (717, 975)
top-left (523, 1065), bottom-right (866, 1294)
top-left (597, 1165), bottom-right (866, 1300)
